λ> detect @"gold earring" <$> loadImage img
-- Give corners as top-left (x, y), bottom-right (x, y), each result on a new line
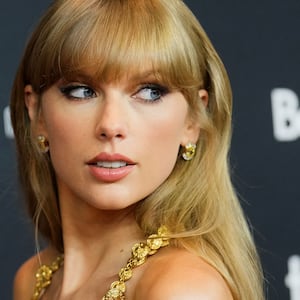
top-left (37, 135), bottom-right (49, 153)
top-left (182, 143), bottom-right (196, 161)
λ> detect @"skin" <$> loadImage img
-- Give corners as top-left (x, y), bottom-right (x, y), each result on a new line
top-left (29, 73), bottom-right (200, 211)
top-left (13, 72), bottom-right (232, 299)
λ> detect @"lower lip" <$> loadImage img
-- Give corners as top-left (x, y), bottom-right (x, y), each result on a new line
top-left (88, 165), bottom-right (135, 183)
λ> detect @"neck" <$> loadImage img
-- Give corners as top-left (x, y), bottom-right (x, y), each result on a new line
top-left (58, 197), bottom-right (145, 296)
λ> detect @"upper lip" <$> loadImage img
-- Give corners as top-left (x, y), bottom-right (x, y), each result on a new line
top-left (87, 152), bottom-right (135, 165)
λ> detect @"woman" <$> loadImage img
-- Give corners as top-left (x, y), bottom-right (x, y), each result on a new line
top-left (11, 0), bottom-right (264, 299)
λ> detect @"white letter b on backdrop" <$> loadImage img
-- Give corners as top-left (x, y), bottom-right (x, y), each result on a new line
top-left (271, 88), bottom-right (300, 142)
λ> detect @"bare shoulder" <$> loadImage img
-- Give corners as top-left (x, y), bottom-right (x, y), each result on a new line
top-left (13, 246), bottom-right (58, 300)
top-left (134, 247), bottom-right (233, 300)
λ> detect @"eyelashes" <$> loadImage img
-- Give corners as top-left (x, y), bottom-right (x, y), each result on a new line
top-left (59, 82), bottom-right (170, 103)
top-left (59, 85), bottom-right (96, 100)
top-left (133, 84), bottom-right (169, 102)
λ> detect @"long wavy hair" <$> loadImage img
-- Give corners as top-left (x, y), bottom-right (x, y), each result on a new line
top-left (10, 0), bottom-right (264, 299)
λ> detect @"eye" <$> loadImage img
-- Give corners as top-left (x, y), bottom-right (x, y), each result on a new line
top-left (59, 85), bottom-right (96, 100)
top-left (133, 84), bottom-right (169, 102)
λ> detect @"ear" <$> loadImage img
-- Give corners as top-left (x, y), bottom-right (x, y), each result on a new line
top-left (24, 85), bottom-right (46, 135)
top-left (24, 85), bottom-right (38, 120)
top-left (199, 89), bottom-right (209, 108)
top-left (181, 89), bottom-right (209, 146)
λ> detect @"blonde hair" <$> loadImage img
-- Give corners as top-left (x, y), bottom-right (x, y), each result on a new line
top-left (10, 0), bottom-right (264, 299)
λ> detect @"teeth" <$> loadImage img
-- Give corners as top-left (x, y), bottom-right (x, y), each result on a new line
top-left (96, 161), bottom-right (127, 168)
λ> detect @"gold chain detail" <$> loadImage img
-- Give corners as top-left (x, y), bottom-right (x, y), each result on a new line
top-left (102, 226), bottom-right (169, 300)
top-left (32, 255), bottom-right (64, 300)
top-left (31, 226), bottom-right (169, 300)
top-left (32, 226), bottom-right (169, 300)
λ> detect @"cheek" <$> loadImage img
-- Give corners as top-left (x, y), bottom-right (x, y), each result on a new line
top-left (146, 106), bottom-right (188, 146)
top-left (43, 104), bottom-right (89, 141)
top-left (42, 109), bottom-right (90, 169)
top-left (45, 117), bottom-right (72, 146)
top-left (140, 106), bottom-right (188, 168)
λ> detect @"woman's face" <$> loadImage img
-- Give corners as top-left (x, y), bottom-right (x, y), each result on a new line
top-left (26, 71), bottom-right (201, 211)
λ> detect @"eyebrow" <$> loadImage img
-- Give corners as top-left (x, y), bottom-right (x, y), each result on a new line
top-left (60, 69), bottom-right (163, 84)
top-left (127, 70), bottom-right (163, 83)
top-left (59, 74), bottom-right (96, 84)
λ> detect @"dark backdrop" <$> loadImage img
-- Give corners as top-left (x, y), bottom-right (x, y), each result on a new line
top-left (1, 1), bottom-right (299, 299)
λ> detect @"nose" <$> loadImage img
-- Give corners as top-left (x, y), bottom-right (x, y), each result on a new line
top-left (96, 93), bottom-right (128, 141)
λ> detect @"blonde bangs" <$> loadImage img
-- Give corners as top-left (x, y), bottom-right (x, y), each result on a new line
top-left (30, 0), bottom-right (205, 93)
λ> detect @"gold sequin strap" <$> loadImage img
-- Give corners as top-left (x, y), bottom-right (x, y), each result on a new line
top-left (31, 227), bottom-right (169, 300)
top-left (32, 255), bottom-right (64, 300)
top-left (102, 226), bottom-right (170, 300)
